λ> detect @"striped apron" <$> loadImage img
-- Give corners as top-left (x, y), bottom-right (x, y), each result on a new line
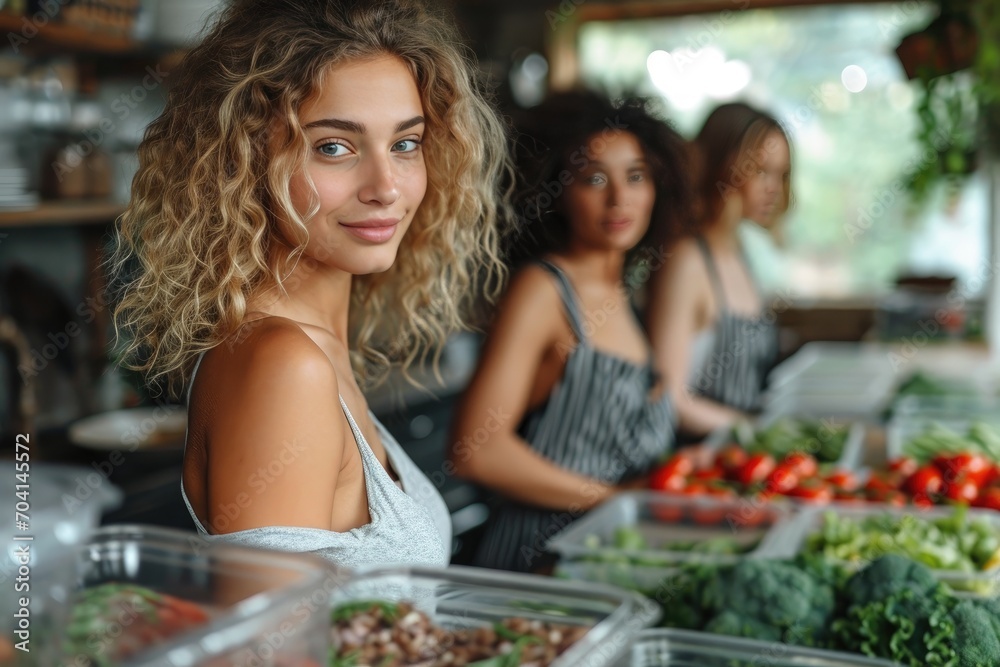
top-left (473, 261), bottom-right (675, 572)
top-left (688, 235), bottom-right (778, 413)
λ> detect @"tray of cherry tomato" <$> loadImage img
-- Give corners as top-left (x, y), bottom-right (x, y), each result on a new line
top-left (648, 441), bottom-right (865, 507)
top-left (548, 491), bottom-right (794, 590)
top-left (862, 452), bottom-right (1000, 510)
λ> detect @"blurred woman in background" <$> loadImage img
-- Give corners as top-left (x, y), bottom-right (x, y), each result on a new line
top-left (450, 91), bottom-right (690, 572)
top-left (646, 102), bottom-right (791, 440)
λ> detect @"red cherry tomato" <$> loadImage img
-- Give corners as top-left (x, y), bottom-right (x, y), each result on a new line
top-left (912, 493), bottom-right (936, 509)
top-left (864, 473), bottom-right (898, 496)
top-left (943, 476), bottom-right (979, 504)
top-left (883, 490), bottom-right (908, 508)
top-left (736, 454), bottom-right (777, 487)
top-left (765, 464), bottom-right (800, 495)
top-left (833, 489), bottom-right (867, 505)
top-left (783, 452), bottom-right (819, 479)
top-left (905, 466), bottom-right (944, 497)
top-left (714, 445), bottom-right (749, 477)
top-left (975, 487), bottom-right (1000, 511)
top-left (693, 467), bottom-right (725, 482)
top-left (825, 470), bottom-right (859, 492)
top-left (656, 454), bottom-right (695, 479)
top-left (650, 467), bottom-right (687, 493)
top-left (888, 457), bottom-right (919, 477)
top-left (934, 453), bottom-right (993, 487)
top-left (786, 480), bottom-right (833, 504)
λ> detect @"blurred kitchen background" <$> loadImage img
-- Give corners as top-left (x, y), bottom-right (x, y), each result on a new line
top-left (0, 0), bottom-right (997, 563)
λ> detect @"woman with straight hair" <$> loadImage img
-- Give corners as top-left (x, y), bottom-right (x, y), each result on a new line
top-left (647, 102), bottom-right (792, 439)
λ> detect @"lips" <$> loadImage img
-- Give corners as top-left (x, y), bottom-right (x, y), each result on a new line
top-left (605, 218), bottom-right (633, 231)
top-left (339, 218), bottom-right (400, 243)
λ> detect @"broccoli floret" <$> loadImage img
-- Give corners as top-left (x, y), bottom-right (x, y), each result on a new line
top-left (842, 554), bottom-right (940, 608)
top-left (972, 597), bottom-right (1000, 638)
top-left (834, 586), bottom-right (957, 666)
top-left (653, 563), bottom-right (727, 630)
top-left (952, 601), bottom-right (1000, 667)
top-left (704, 611), bottom-right (782, 643)
top-left (703, 559), bottom-right (834, 645)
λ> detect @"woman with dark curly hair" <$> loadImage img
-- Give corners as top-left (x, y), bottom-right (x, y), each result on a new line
top-left (647, 102), bottom-right (791, 439)
top-left (449, 91), bottom-right (691, 572)
top-left (109, 0), bottom-right (511, 567)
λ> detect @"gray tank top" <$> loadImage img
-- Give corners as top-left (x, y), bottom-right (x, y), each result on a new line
top-left (180, 354), bottom-right (451, 568)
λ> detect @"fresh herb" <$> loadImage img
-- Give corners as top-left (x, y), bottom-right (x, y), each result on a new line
top-left (330, 601), bottom-right (403, 624)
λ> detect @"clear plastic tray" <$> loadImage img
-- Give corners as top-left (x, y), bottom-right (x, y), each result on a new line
top-left (329, 564), bottom-right (660, 667)
top-left (893, 394), bottom-right (1000, 420)
top-left (0, 463), bottom-right (122, 666)
top-left (619, 628), bottom-right (896, 666)
top-left (547, 492), bottom-right (794, 591)
top-left (705, 415), bottom-right (866, 472)
top-left (775, 504), bottom-right (1000, 597)
top-left (766, 342), bottom-right (899, 391)
top-left (65, 525), bottom-right (337, 667)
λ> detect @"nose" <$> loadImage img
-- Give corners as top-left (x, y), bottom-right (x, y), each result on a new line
top-left (358, 154), bottom-right (399, 206)
top-left (606, 178), bottom-right (623, 208)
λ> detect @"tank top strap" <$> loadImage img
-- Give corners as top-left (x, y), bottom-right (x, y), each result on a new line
top-left (535, 259), bottom-right (588, 341)
top-left (694, 235), bottom-right (728, 310)
top-left (338, 395), bottom-right (376, 461)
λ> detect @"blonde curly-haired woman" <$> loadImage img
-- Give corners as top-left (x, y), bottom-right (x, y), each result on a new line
top-left (110, 0), bottom-right (510, 568)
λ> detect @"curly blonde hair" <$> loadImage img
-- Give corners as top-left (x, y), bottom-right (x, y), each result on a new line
top-left (109, 0), bottom-right (512, 399)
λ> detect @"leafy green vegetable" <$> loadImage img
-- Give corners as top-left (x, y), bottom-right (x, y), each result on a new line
top-left (735, 417), bottom-right (849, 463)
top-left (468, 635), bottom-right (544, 667)
top-left (330, 601), bottom-right (403, 624)
top-left (803, 508), bottom-right (1000, 595)
top-left (905, 422), bottom-right (1000, 465)
top-left (834, 585), bottom-right (958, 666)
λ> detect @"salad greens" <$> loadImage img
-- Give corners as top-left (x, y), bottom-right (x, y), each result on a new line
top-left (734, 418), bottom-right (849, 464)
top-left (581, 527), bottom-right (755, 559)
top-left (803, 506), bottom-right (1000, 594)
top-left (905, 421), bottom-right (1000, 465)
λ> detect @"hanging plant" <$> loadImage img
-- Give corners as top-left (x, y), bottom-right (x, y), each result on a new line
top-left (895, 0), bottom-right (998, 204)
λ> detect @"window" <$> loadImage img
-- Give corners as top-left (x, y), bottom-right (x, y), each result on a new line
top-left (574, 3), bottom-right (990, 300)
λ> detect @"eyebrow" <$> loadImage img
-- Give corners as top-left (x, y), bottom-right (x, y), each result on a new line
top-left (303, 116), bottom-right (425, 134)
top-left (584, 160), bottom-right (649, 168)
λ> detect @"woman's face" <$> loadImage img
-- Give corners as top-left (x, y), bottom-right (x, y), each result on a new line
top-left (738, 130), bottom-right (790, 229)
top-left (289, 55), bottom-right (427, 275)
top-left (562, 130), bottom-right (656, 253)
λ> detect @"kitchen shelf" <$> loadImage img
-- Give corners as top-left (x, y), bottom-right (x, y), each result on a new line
top-left (0, 200), bottom-right (125, 228)
top-left (0, 11), bottom-right (141, 54)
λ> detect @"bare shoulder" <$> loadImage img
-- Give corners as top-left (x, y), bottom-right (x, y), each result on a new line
top-left (502, 262), bottom-right (563, 310)
top-left (197, 317), bottom-right (341, 426)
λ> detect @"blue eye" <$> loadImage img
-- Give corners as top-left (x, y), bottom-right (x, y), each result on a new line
top-left (318, 142), bottom-right (350, 158)
top-left (586, 174), bottom-right (606, 185)
top-left (393, 139), bottom-right (421, 153)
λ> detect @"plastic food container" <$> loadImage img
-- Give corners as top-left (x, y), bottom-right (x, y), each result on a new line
top-left (329, 564), bottom-right (660, 667)
top-left (766, 342), bottom-right (899, 389)
top-left (618, 628), bottom-right (896, 666)
top-left (706, 415), bottom-right (867, 472)
top-left (65, 525), bottom-right (337, 667)
top-left (776, 504), bottom-right (1000, 597)
top-left (547, 492), bottom-right (794, 591)
top-left (0, 462), bottom-right (122, 666)
top-left (763, 342), bottom-right (899, 419)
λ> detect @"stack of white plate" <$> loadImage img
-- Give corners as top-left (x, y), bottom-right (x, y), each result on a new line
top-left (0, 165), bottom-right (38, 211)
